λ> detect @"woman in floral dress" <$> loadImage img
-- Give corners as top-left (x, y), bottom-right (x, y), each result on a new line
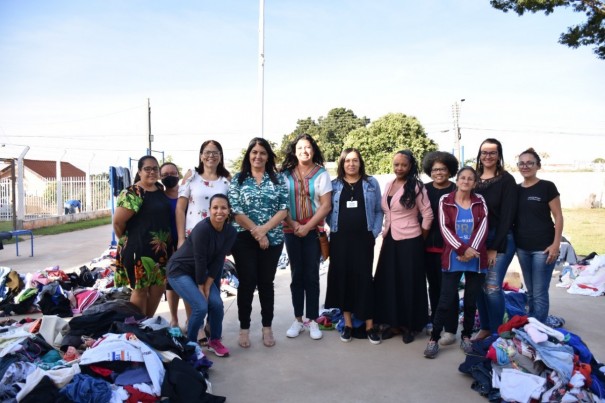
top-left (113, 155), bottom-right (173, 317)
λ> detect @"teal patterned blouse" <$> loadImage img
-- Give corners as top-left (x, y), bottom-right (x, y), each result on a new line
top-left (228, 172), bottom-right (289, 245)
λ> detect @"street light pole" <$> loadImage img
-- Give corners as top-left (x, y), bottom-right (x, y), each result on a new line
top-left (258, 0), bottom-right (265, 138)
top-left (452, 99), bottom-right (465, 162)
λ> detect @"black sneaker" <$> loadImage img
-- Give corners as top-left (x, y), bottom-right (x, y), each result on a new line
top-left (367, 328), bottom-right (381, 345)
top-left (340, 326), bottom-right (352, 342)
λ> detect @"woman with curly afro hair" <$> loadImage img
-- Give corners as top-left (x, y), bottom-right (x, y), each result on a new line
top-left (420, 151), bottom-right (458, 343)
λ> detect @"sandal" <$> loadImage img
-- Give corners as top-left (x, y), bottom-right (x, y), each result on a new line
top-left (238, 329), bottom-right (250, 348)
top-left (262, 327), bottom-right (275, 347)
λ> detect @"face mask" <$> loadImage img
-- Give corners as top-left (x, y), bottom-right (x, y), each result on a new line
top-left (161, 175), bottom-right (179, 189)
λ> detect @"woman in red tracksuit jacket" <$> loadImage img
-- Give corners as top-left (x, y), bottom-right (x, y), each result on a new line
top-left (423, 166), bottom-right (488, 359)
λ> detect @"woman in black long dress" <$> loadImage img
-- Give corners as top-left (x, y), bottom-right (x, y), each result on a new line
top-left (325, 148), bottom-right (384, 344)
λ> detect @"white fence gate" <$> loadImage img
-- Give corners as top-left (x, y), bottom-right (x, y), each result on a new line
top-left (0, 176), bottom-right (111, 220)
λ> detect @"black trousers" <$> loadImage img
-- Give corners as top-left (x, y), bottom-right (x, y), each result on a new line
top-left (431, 271), bottom-right (485, 341)
top-left (425, 251), bottom-right (442, 323)
top-left (231, 231), bottom-right (283, 329)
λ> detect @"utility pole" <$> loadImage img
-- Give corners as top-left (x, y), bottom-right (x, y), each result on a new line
top-left (258, 0), bottom-right (265, 138)
top-left (147, 98), bottom-right (153, 155)
top-left (452, 99), bottom-right (465, 162)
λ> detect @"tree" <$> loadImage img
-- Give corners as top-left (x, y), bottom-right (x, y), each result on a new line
top-left (315, 108), bottom-right (370, 161)
top-left (277, 108), bottom-right (369, 162)
top-left (593, 157), bottom-right (605, 163)
top-left (343, 113), bottom-right (437, 174)
top-left (278, 117), bottom-right (321, 161)
top-left (490, 0), bottom-right (605, 60)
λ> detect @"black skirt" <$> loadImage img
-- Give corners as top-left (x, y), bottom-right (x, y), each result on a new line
top-left (373, 232), bottom-right (428, 331)
top-left (325, 230), bottom-right (375, 320)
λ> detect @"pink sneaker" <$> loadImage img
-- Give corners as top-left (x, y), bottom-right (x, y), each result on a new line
top-left (208, 339), bottom-right (230, 357)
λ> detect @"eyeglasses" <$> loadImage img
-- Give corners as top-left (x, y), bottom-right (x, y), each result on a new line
top-left (142, 166), bottom-right (159, 173)
top-left (517, 161), bottom-right (536, 168)
top-left (431, 167), bottom-right (448, 173)
top-left (202, 151), bottom-right (220, 157)
top-left (480, 151), bottom-right (498, 157)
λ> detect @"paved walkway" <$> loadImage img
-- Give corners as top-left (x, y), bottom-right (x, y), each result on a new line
top-left (1, 225), bottom-right (604, 402)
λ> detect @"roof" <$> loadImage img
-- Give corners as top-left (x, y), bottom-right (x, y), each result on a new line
top-left (0, 159), bottom-right (85, 179)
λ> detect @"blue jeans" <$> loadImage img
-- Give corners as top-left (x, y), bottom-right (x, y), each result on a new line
top-left (516, 248), bottom-right (555, 323)
top-left (285, 232), bottom-right (321, 320)
top-left (476, 231), bottom-right (515, 333)
top-left (168, 275), bottom-right (223, 343)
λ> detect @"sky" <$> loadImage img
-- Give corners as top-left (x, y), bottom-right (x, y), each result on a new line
top-left (1, 0), bottom-right (604, 174)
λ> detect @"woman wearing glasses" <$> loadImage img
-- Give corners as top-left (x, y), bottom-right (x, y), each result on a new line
top-left (176, 141), bottom-right (231, 248)
top-left (113, 155), bottom-right (173, 317)
top-left (174, 140), bottom-right (231, 334)
top-left (421, 151), bottom-right (458, 341)
top-left (473, 138), bottom-right (517, 340)
top-left (514, 148), bottom-right (563, 323)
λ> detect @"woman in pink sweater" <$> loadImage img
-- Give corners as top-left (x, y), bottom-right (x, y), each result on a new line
top-left (374, 150), bottom-right (433, 344)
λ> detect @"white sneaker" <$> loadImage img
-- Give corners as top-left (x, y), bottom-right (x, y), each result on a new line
top-left (439, 331), bottom-right (456, 346)
top-left (286, 320), bottom-right (305, 338)
top-left (308, 320), bottom-right (323, 340)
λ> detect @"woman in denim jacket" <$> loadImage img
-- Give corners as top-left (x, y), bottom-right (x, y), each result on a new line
top-left (325, 148), bottom-right (384, 344)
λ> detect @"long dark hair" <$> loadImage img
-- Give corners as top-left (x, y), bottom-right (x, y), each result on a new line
top-left (475, 138), bottom-right (505, 177)
top-left (196, 140), bottom-right (230, 178)
top-left (238, 137), bottom-right (279, 185)
top-left (395, 150), bottom-right (424, 209)
top-left (281, 133), bottom-right (325, 173)
top-left (336, 148), bottom-right (368, 181)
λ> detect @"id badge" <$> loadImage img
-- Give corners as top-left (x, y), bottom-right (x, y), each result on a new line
top-left (346, 200), bottom-right (358, 208)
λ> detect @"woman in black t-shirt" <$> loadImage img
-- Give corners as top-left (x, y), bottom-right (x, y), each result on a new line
top-left (514, 148), bottom-right (563, 323)
top-left (421, 151), bottom-right (458, 339)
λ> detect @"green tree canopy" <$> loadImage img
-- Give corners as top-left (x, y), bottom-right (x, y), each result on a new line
top-left (315, 108), bottom-right (370, 161)
top-left (277, 108), bottom-right (369, 162)
top-left (593, 157), bottom-right (605, 163)
top-left (343, 113), bottom-right (437, 174)
top-left (490, 0), bottom-right (605, 60)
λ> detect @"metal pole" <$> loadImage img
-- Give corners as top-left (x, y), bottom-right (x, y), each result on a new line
top-left (148, 98), bottom-right (152, 155)
top-left (258, 0), bottom-right (265, 137)
top-left (452, 99), bottom-right (465, 162)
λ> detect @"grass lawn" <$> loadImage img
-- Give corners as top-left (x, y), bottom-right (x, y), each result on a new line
top-left (563, 208), bottom-right (605, 256)
top-left (0, 216), bottom-right (111, 241)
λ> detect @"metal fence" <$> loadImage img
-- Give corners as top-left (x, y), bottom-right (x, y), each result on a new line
top-left (0, 176), bottom-right (111, 220)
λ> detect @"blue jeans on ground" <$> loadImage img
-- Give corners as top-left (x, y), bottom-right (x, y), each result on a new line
top-left (516, 248), bottom-right (556, 323)
top-left (168, 275), bottom-right (223, 343)
top-left (476, 231), bottom-right (515, 334)
top-left (285, 231), bottom-right (321, 320)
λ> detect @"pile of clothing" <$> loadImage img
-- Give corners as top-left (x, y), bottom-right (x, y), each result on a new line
top-left (459, 315), bottom-right (605, 402)
top-left (0, 247), bottom-right (235, 402)
top-left (0, 302), bottom-right (225, 402)
top-left (557, 254), bottom-right (605, 297)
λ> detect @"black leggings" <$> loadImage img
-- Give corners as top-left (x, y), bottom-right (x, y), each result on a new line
top-left (431, 271), bottom-right (485, 341)
top-left (231, 231), bottom-right (283, 329)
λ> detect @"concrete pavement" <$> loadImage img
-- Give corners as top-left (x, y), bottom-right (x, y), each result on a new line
top-left (1, 225), bottom-right (604, 402)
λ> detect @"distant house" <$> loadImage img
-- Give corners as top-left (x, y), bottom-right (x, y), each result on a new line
top-left (0, 159), bottom-right (85, 197)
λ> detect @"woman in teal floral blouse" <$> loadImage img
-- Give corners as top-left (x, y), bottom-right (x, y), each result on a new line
top-left (113, 155), bottom-right (173, 317)
top-left (228, 137), bottom-right (289, 348)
